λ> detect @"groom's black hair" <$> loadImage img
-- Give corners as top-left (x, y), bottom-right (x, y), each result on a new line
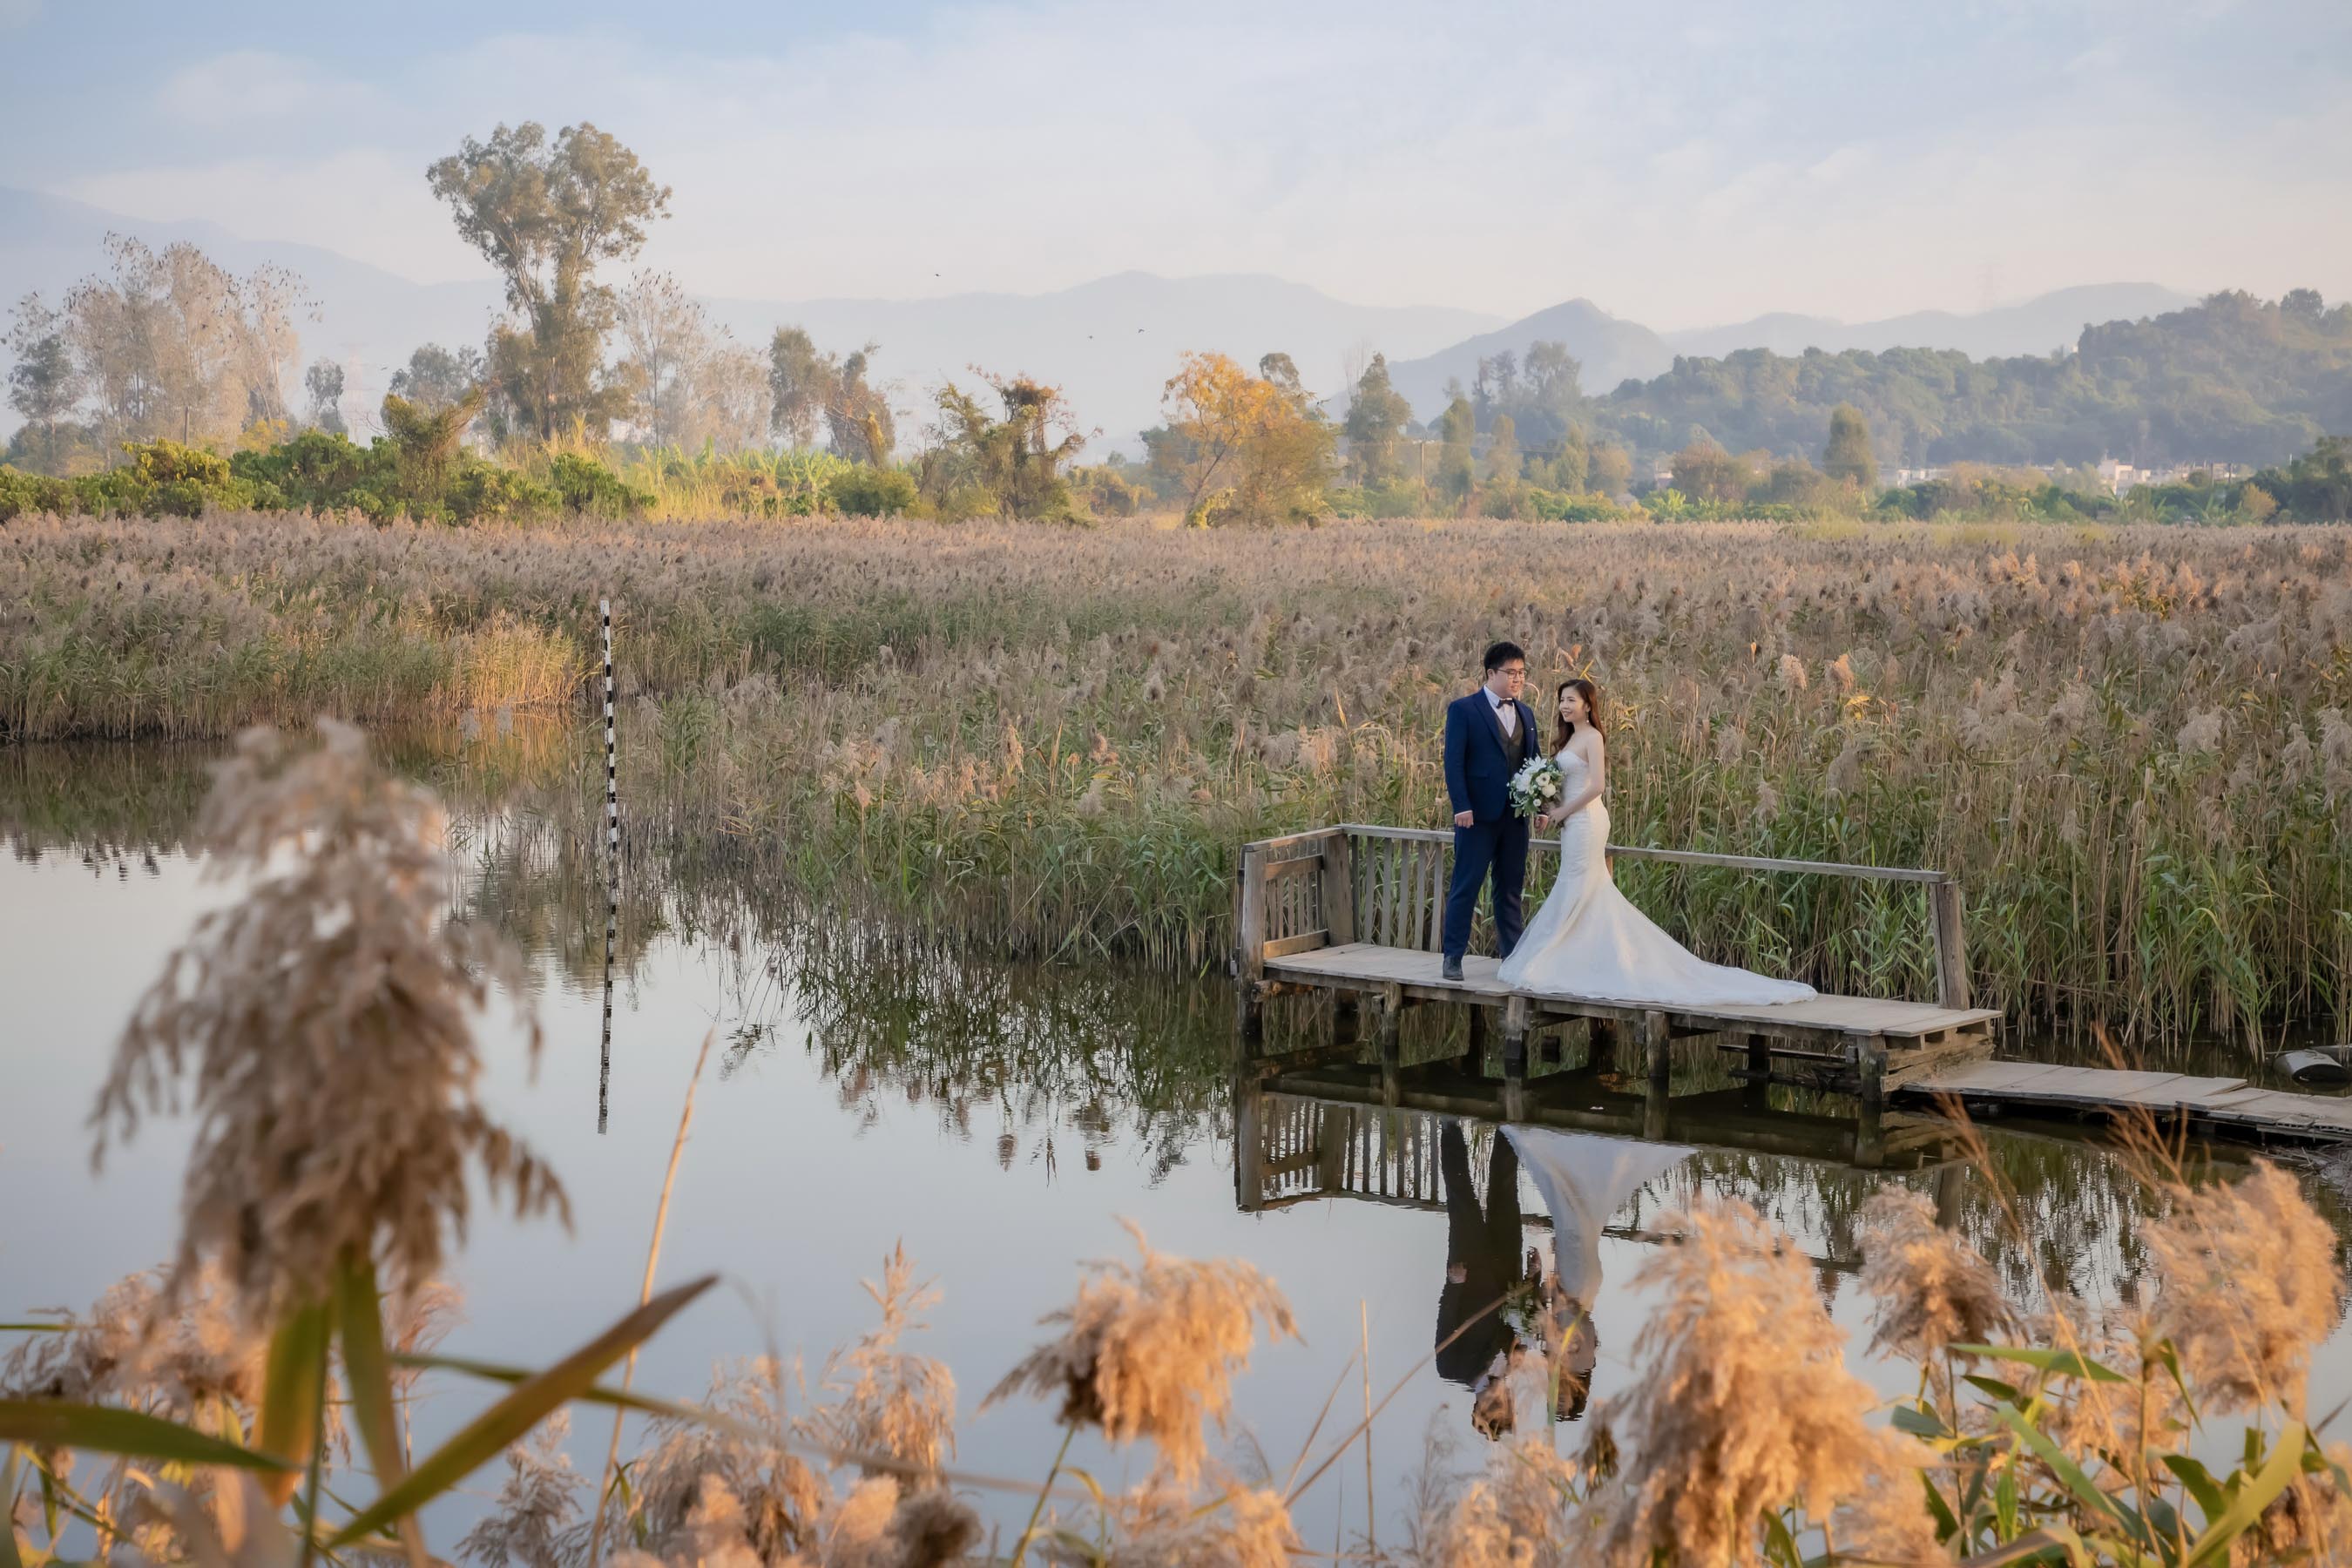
top-left (1483, 640), bottom-right (1525, 672)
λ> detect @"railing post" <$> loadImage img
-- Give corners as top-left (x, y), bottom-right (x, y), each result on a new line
top-left (1501, 995), bottom-right (1531, 1120)
top-left (1234, 842), bottom-right (1267, 1053)
top-left (1233, 1080), bottom-right (1267, 1211)
top-left (1641, 1009), bottom-right (1671, 1140)
top-left (1322, 830), bottom-right (1357, 947)
top-left (1376, 983), bottom-right (1404, 1108)
top-left (1930, 878), bottom-right (1970, 1010)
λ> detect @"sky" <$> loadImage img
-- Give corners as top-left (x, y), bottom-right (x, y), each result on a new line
top-left (3, 0), bottom-right (2350, 327)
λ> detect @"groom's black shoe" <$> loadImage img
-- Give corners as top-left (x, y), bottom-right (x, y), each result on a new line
top-left (1441, 956), bottom-right (1464, 983)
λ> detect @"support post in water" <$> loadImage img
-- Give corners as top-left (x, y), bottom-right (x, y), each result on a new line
top-left (598, 598), bottom-right (620, 1135)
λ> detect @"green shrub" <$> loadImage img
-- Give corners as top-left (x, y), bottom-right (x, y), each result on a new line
top-left (827, 463), bottom-right (919, 517)
top-left (1325, 477), bottom-right (1428, 519)
top-left (546, 451), bottom-right (655, 517)
top-left (0, 464), bottom-right (72, 522)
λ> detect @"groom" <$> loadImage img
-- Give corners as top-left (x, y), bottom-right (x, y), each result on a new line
top-left (1440, 641), bottom-right (1537, 982)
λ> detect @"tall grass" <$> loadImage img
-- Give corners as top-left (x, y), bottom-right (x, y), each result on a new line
top-left (3, 512), bottom-right (2349, 1044)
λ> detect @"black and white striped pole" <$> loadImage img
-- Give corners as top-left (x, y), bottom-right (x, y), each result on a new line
top-left (598, 597), bottom-right (619, 1135)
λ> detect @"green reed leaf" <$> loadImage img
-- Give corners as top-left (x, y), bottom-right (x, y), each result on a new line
top-left (334, 1252), bottom-right (427, 1568)
top-left (1950, 1345), bottom-right (2128, 1384)
top-left (2180, 1423), bottom-right (2305, 1567)
top-left (328, 1274), bottom-right (716, 1549)
top-left (0, 1402), bottom-right (295, 1473)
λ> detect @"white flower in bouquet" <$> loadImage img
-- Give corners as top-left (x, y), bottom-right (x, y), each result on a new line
top-left (1508, 755), bottom-right (1563, 818)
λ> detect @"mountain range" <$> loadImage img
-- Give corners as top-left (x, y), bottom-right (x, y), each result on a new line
top-left (1, 185), bottom-right (2197, 449)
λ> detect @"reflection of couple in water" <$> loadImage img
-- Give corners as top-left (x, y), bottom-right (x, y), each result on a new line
top-left (1435, 1120), bottom-right (1693, 1439)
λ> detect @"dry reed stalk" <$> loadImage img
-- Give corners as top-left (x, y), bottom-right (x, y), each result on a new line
top-left (589, 1028), bottom-right (718, 1568)
top-left (984, 1220), bottom-right (1294, 1484)
top-left (89, 720), bottom-right (564, 1328)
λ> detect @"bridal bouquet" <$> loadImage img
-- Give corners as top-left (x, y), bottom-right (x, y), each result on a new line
top-left (1508, 754), bottom-right (1562, 818)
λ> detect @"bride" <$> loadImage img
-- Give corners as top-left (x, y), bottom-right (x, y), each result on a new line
top-left (1495, 679), bottom-right (1816, 1007)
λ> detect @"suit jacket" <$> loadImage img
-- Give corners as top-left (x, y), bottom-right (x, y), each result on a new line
top-left (1444, 689), bottom-right (1538, 824)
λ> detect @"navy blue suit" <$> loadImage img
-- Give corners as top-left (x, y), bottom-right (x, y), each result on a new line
top-left (1442, 689), bottom-right (1538, 963)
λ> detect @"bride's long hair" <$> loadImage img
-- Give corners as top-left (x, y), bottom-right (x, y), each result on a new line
top-left (1551, 678), bottom-right (1603, 754)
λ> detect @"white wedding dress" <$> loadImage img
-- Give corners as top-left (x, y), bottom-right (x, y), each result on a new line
top-left (1504, 1127), bottom-right (1694, 1304)
top-left (1495, 744), bottom-right (1816, 1007)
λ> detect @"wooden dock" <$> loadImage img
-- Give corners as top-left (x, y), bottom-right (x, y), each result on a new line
top-left (1904, 1060), bottom-right (2352, 1142)
top-left (1232, 824), bottom-right (2352, 1150)
top-left (1233, 825), bottom-right (1999, 1152)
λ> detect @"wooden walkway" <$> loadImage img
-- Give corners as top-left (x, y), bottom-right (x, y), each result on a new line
top-left (1906, 1060), bottom-right (2352, 1142)
top-left (1232, 824), bottom-right (2352, 1150)
top-left (1234, 826), bottom-right (1999, 1129)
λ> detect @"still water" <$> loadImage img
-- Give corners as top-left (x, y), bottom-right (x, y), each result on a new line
top-left (4, 736), bottom-right (2349, 1545)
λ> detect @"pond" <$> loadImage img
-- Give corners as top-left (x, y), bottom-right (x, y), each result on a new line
top-left (5, 733), bottom-right (2349, 1549)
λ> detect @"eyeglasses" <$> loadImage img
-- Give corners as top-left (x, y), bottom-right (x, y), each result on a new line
top-left (1496, 665), bottom-right (1527, 679)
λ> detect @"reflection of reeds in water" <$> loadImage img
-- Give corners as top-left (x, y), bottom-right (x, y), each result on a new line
top-left (14, 723), bottom-right (2352, 1563)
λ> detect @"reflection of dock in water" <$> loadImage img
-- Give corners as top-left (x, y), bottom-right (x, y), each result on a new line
top-left (1232, 1086), bottom-right (1950, 1275)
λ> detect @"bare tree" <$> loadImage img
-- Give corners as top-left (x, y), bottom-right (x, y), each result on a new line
top-left (612, 271), bottom-right (772, 451)
top-left (62, 234), bottom-right (310, 446)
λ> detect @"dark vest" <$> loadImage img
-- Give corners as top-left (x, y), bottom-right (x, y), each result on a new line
top-left (1500, 704), bottom-right (1536, 768)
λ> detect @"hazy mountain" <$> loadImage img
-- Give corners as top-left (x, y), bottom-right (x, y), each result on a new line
top-left (697, 273), bottom-right (1498, 451)
top-left (1659, 282), bottom-right (2198, 362)
top-left (1382, 299), bottom-right (1675, 420)
top-left (0, 188), bottom-right (1497, 446)
top-left (0, 187), bottom-right (2207, 453)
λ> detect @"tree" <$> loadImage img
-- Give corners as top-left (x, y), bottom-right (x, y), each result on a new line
top-left (1157, 350), bottom-right (1335, 525)
top-left (1436, 395), bottom-right (1476, 504)
top-left (1589, 442), bottom-right (1633, 497)
top-left (1524, 341), bottom-right (1584, 415)
top-left (1259, 353), bottom-right (1302, 396)
top-left (1485, 413), bottom-right (1522, 484)
top-left (59, 235), bottom-right (308, 447)
top-left (382, 389), bottom-right (484, 505)
top-left (388, 343), bottom-right (484, 412)
top-left (1527, 423), bottom-right (1587, 493)
top-left (767, 326), bottom-right (828, 446)
top-left (612, 271), bottom-right (770, 450)
top-left (1670, 440), bottom-right (1747, 504)
top-left (304, 359), bottom-right (346, 435)
top-left (2281, 288), bottom-right (2325, 325)
top-left (7, 294), bottom-right (79, 429)
top-left (427, 122), bottom-right (671, 441)
top-left (826, 346), bottom-right (895, 464)
top-left (925, 373), bottom-right (1091, 521)
top-left (1472, 350), bottom-right (1517, 421)
top-left (1342, 353), bottom-right (1411, 484)
top-left (1823, 403), bottom-right (1877, 487)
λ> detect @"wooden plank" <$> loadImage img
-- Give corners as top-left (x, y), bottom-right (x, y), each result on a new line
top-left (1261, 943), bottom-right (2002, 1039)
top-left (1264, 855), bottom-right (1321, 883)
top-left (1263, 929), bottom-right (1331, 959)
top-left (1243, 826), bottom-right (1345, 855)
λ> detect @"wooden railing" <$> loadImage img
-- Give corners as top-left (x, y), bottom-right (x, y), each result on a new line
top-left (1234, 823), bottom-right (1971, 1010)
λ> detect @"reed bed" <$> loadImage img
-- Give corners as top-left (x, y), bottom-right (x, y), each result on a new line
top-left (3, 511), bottom-right (2349, 1045)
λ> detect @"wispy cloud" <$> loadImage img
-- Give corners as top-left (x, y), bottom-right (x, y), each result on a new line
top-left (32, 0), bottom-right (2352, 321)
top-left (156, 50), bottom-right (386, 128)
